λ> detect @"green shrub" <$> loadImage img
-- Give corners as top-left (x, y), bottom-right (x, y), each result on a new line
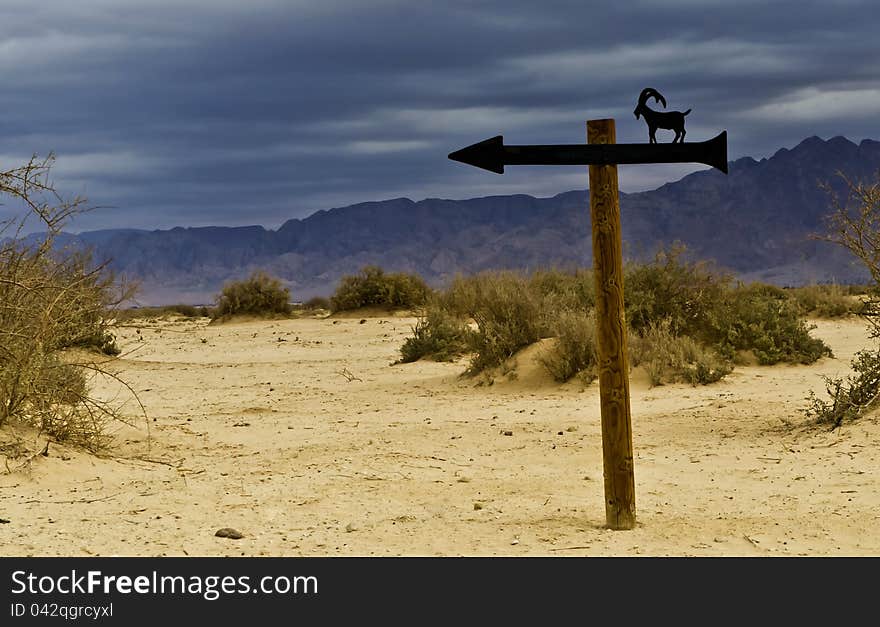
top-left (626, 247), bottom-right (831, 366)
top-left (625, 245), bottom-right (728, 338)
top-left (330, 266), bottom-right (430, 312)
top-left (398, 307), bottom-right (471, 363)
top-left (405, 270), bottom-right (593, 377)
top-left (538, 310), bottom-right (598, 383)
top-left (214, 271), bottom-right (292, 318)
top-left (710, 283), bottom-right (832, 364)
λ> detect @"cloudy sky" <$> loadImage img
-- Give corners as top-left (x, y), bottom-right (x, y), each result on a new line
top-left (1, 0), bottom-right (878, 232)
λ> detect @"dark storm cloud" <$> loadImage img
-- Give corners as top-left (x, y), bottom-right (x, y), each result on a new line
top-left (1, 0), bottom-right (878, 232)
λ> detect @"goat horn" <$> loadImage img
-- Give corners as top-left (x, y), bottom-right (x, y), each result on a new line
top-left (638, 87), bottom-right (667, 109)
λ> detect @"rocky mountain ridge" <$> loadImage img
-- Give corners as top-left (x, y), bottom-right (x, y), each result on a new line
top-left (56, 135), bottom-right (880, 304)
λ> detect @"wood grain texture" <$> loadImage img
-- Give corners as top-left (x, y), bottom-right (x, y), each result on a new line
top-left (587, 119), bottom-right (636, 530)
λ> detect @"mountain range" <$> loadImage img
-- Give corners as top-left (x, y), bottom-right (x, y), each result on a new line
top-left (59, 135), bottom-right (880, 305)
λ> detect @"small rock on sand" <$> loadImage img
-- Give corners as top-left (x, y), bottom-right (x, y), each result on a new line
top-left (215, 528), bottom-right (244, 540)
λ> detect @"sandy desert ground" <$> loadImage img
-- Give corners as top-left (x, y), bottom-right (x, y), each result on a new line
top-left (2, 312), bottom-right (878, 556)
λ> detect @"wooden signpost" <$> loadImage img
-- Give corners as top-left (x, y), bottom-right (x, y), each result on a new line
top-left (448, 100), bottom-right (728, 530)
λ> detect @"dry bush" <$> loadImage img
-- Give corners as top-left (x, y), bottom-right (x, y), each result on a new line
top-left (629, 319), bottom-right (732, 386)
top-left (538, 310), bottom-right (598, 383)
top-left (820, 173), bottom-right (880, 284)
top-left (444, 271), bottom-right (547, 374)
top-left (214, 271), bottom-right (292, 318)
top-left (805, 173), bottom-right (880, 427)
top-left (1, 154), bottom-right (140, 450)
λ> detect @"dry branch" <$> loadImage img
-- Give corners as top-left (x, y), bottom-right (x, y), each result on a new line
top-left (23, 493), bottom-right (120, 505)
top-left (1, 154), bottom-right (145, 450)
top-left (338, 368), bottom-right (362, 382)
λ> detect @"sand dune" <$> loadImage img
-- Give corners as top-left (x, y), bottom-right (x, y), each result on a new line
top-left (2, 314), bottom-right (878, 556)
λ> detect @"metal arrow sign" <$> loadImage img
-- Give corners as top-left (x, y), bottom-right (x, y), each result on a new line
top-left (448, 130), bottom-right (728, 174)
top-left (446, 97), bottom-right (728, 531)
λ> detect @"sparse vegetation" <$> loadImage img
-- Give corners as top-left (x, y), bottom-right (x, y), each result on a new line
top-left (213, 271), bottom-right (292, 319)
top-left (0, 154), bottom-right (139, 450)
top-left (398, 247), bottom-right (831, 385)
top-left (114, 303), bottom-right (213, 322)
top-left (330, 265), bottom-right (430, 312)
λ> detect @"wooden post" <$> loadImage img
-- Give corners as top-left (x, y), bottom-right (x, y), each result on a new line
top-left (587, 119), bottom-right (636, 530)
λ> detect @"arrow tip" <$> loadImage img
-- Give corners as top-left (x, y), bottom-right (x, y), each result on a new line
top-left (448, 135), bottom-right (505, 174)
top-left (709, 130), bottom-right (728, 174)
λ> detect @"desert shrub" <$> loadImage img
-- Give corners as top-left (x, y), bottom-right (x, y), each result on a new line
top-left (443, 272), bottom-right (547, 374)
top-left (24, 355), bottom-right (108, 450)
top-left (625, 245), bottom-right (728, 338)
top-left (214, 271), bottom-right (292, 318)
top-left (398, 307), bottom-right (471, 363)
top-left (399, 245), bottom-right (829, 382)
top-left (805, 348), bottom-right (880, 429)
top-left (528, 268), bottom-right (595, 311)
top-left (708, 283), bottom-right (832, 364)
top-left (330, 265), bottom-right (430, 312)
top-left (804, 174), bottom-right (880, 427)
top-left (629, 319), bottom-right (732, 386)
top-left (47, 252), bottom-right (122, 356)
top-left (787, 284), bottom-right (860, 318)
top-left (538, 310), bottom-right (599, 383)
top-left (626, 247), bottom-right (830, 365)
top-left (0, 154), bottom-right (138, 450)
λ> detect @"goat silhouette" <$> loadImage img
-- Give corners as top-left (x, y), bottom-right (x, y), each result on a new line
top-left (633, 88), bottom-right (691, 143)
